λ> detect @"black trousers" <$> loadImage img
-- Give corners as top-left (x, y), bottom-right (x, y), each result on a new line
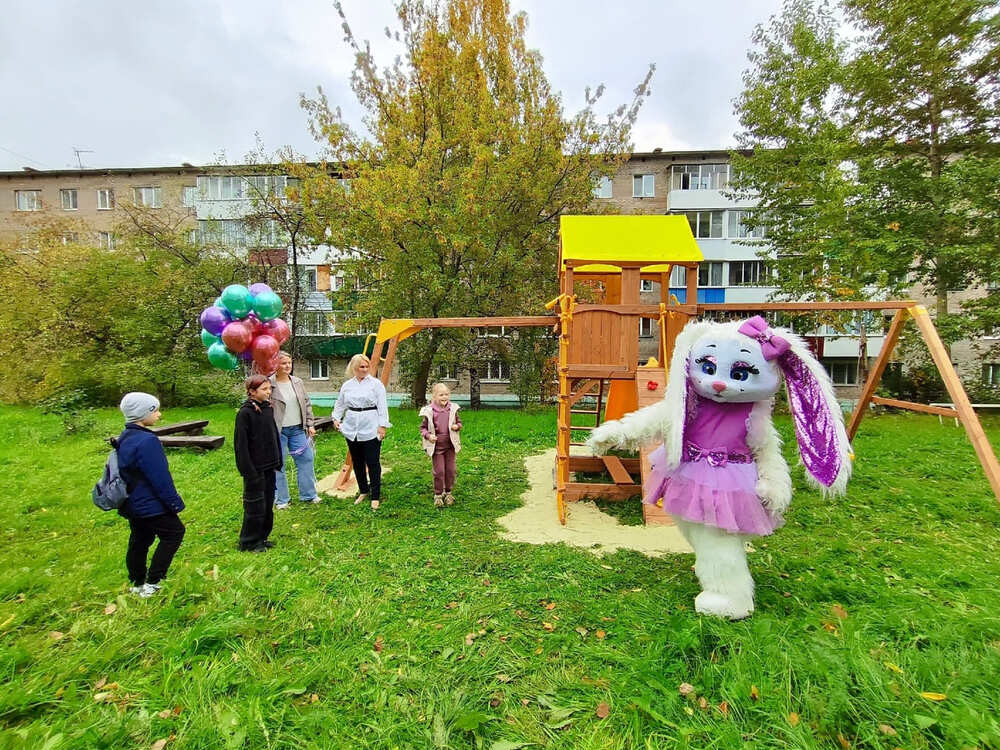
top-left (126, 513), bottom-right (185, 586)
top-left (239, 471), bottom-right (276, 550)
top-left (346, 437), bottom-right (383, 500)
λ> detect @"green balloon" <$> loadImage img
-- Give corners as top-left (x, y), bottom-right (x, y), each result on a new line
top-left (221, 284), bottom-right (252, 318)
top-left (207, 341), bottom-right (239, 371)
top-left (200, 328), bottom-right (220, 348)
top-left (252, 290), bottom-right (283, 322)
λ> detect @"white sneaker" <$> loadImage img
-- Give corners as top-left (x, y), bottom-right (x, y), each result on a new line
top-left (275, 503), bottom-right (290, 510)
top-left (308, 497), bottom-right (322, 504)
top-left (139, 582), bottom-right (161, 598)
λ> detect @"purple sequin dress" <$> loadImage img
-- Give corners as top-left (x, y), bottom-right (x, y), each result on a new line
top-left (644, 394), bottom-right (783, 536)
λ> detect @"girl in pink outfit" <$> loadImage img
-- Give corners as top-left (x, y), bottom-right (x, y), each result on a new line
top-left (418, 383), bottom-right (462, 507)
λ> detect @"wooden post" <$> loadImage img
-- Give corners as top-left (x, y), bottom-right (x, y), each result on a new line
top-left (847, 308), bottom-right (908, 441)
top-left (685, 262), bottom-right (698, 306)
top-left (907, 306), bottom-right (1000, 502)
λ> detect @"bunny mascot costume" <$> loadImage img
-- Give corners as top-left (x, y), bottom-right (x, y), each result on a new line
top-left (588, 316), bottom-right (852, 620)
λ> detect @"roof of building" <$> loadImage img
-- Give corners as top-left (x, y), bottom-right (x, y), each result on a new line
top-left (559, 215), bottom-right (703, 273)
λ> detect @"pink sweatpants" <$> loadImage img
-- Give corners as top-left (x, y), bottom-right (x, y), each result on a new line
top-left (431, 448), bottom-right (457, 493)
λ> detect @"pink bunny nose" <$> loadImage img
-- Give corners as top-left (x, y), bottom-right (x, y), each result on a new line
top-left (711, 381), bottom-right (727, 393)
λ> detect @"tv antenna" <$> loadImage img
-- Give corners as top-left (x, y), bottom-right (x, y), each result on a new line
top-left (72, 147), bottom-right (94, 169)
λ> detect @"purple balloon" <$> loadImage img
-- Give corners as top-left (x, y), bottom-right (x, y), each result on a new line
top-left (238, 349), bottom-right (254, 361)
top-left (249, 282), bottom-right (272, 297)
top-left (200, 306), bottom-right (229, 336)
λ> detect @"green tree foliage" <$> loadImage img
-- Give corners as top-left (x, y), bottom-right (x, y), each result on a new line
top-left (298, 0), bottom-right (652, 404)
top-left (732, 0), bottom-right (1000, 347)
top-left (0, 215), bottom-right (247, 406)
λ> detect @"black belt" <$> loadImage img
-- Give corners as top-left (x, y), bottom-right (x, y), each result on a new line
top-left (347, 406), bottom-right (377, 412)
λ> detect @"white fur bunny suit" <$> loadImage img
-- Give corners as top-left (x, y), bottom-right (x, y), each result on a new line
top-left (588, 316), bottom-right (853, 620)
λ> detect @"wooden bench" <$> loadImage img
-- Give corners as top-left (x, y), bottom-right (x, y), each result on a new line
top-left (157, 435), bottom-right (225, 450)
top-left (313, 416), bottom-right (337, 432)
top-left (148, 420), bottom-right (209, 436)
top-left (930, 403), bottom-right (1000, 426)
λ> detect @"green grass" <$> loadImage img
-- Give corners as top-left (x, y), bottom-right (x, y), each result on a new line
top-left (1, 405), bottom-right (999, 749)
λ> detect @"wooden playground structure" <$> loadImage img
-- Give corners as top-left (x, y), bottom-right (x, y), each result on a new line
top-left (332, 215), bottom-right (1000, 522)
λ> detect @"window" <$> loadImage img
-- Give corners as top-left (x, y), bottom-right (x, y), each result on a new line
top-left (298, 266), bottom-right (318, 292)
top-left (333, 274), bottom-right (345, 291)
top-left (824, 359), bottom-right (858, 386)
top-left (97, 188), bottom-right (114, 210)
top-left (310, 359), bottom-right (329, 380)
top-left (198, 175), bottom-right (244, 200)
top-left (639, 279), bottom-right (654, 292)
top-left (298, 311), bottom-right (334, 336)
top-left (98, 231), bottom-right (115, 250)
top-left (60, 188), bottom-right (78, 210)
top-left (133, 186), bottom-right (162, 208)
top-left (632, 174), bottom-right (655, 198)
top-left (671, 164), bottom-right (729, 190)
top-left (984, 363), bottom-right (1000, 387)
top-left (245, 175), bottom-right (287, 198)
top-left (483, 359), bottom-right (511, 381)
top-left (698, 261), bottom-right (724, 287)
top-left (639, 317), bottom-right (654, 338)
top-left (679, 210), bottom-right (723, 239)
top-left (61, 232), bottom-right (79, 244)
top-left (199, 219), bottom-right (247, 247)
top-left (728, 210), bottom-right (768, 239)
top-left (182, 186), bottom-right (198, 207)
top-left (593, 176), bottom-right (613, 199)
top-left (729, 260), bottom-right (773, 287)
top-left (669, 265), bottom-right (687, 287)
top-left (437, 364), bottom-right (459, 381)
top-left (15, 190), bottom-right (41, 211)
top-left (475, 326), bottom-right (507, 338)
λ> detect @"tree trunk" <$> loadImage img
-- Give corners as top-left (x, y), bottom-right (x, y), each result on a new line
top-left (469, 366), bottom-right (481, 409)
top-left (857, 317), bottom-right (869, 387)
top-left (289, 237), bottom-right (301, 360)
top-left (410, 345), bottom-right (436, 407)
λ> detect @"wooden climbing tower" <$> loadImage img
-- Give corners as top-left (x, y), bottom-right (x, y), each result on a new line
top-left (551, 215), bottom-right (703, 524)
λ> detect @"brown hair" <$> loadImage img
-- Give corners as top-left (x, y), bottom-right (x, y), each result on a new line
top-left (245, 374), bottom-right (269, 395)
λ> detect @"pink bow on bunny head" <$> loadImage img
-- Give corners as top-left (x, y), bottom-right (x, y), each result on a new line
top-left (738, 316), bottom-right (791, 361)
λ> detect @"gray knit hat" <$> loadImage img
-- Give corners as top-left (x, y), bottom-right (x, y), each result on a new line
top-left (120, 392), bottom-right (160, 423)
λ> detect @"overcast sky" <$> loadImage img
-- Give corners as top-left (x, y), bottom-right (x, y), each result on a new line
top-left (1, 0), bottom-right (784, 172)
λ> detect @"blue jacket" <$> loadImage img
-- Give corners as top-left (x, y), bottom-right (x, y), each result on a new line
top-left (115, 423), bottom-right (185, 518)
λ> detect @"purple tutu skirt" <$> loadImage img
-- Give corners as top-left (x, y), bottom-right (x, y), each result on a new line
top-left (643, 445), bottom-right (782, 536)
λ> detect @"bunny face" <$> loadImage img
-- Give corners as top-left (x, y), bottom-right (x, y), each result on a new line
top-left (687, 329), bottom-right (782, 404)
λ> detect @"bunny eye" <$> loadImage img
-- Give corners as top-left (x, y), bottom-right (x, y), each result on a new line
top-left (730, 367), bottom-right (751, 382)
top-left (695, 356), bottom-right (716, 375)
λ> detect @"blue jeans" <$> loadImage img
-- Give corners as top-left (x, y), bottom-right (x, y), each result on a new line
top-left (275, 426), bottom-right (318, 505)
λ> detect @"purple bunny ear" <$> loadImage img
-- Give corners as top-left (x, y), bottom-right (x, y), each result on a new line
top-left (778, 350), bottom-right (848, 488)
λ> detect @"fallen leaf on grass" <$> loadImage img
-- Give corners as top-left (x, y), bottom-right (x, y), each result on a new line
top-left (575, 627), bottom-right (588, 638)
top-left (374, 636), bottom-right (384, 652)
top-left (920, 692), bottom-right (947, 701)
top-left (465, 633), bottom-right (476, 646)
top-left (310, 693), bottom-right (319, 703)
top-left (151, 740), bottom-right (168, 750)
top-left (94, 677), bottom-right (107, 690)
top-left (683, 706), bottom-right (694, 716)
top-left (490, 693), bottom-right (503, 708)
top-left (878, 724), bottom-right (897, 736)
top-left (542, 622), bottom-right (555, 632)
top-left (885, 662), bottom-right (904, 674)
top-left (496, 674), bottom-right (512, 683)
top-left (595, 630), bottom-right (606, 640)
top-left (822, 621), bottom-right (838, 633)
top-left (837, 732), bottom-right (851, 749)
top-left (54, 687), bottom-right (64, 698)
top-left (544, 602), bottom-right (556, 610)
top-left (788, 712), bottom-right (800, 727)
top-left (698, 697), bottom-right (708, 711)
top-left (49, 631), bottom-right (64, 641)
top-left (750, 685), bottom-right (759, 701)
top-left (718, 701), bottom-right (729, 717)
top-left (831, 604), bottom-right (848, 620)
top-left (678, 683), bottom-right (694, 696)
top-left (104, 603), bottom-right (117, 615)
top-left (595, 702), bottom-right (610, 719)
top-left (445, 601), bottom-right (459, 609)
top-left (93, 692), bottom-right (114, 703)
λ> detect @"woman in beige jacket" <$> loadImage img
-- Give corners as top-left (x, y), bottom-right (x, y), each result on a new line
top-left (269, 352), bottom-right (319, 508)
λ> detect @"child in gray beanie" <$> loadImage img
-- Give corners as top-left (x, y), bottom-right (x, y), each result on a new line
top-left (114, 392), bottom-right (186, 597)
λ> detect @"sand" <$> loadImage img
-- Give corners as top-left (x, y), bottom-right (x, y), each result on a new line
top-left (496, 449), bottom-right (692, 557)
top-left (316, 465), bottom-right (392, 498)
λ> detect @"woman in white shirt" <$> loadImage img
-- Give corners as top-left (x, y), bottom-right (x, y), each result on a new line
top-left (332, 353), bottom-right (392, 510)
top-left (269, 352), bottom-right (319, 508)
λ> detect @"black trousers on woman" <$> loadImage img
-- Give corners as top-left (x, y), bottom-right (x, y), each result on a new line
top-left (126, 513), bottom-right (186, 586)
top-left (239, 472), bottom-right (276, 550)
top-left (346, 437), bottom-right (382, 501)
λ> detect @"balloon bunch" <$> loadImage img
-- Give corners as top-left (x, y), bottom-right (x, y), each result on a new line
top-left (199, 283), bottom-right (289, 374)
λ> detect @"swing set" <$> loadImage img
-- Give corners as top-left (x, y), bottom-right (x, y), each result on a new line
top-left (331, 215), bottom-right (1000, 522)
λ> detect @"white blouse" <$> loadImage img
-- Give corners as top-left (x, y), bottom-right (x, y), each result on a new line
top-left (332, 375), bottom-right (392, 441)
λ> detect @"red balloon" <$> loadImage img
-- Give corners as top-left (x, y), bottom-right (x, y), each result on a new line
top-left (251, 334), bottom-right (280, 366)
top-left (221, 320), bottom-right (253, 353)
top-left (264, 318), bottom-right (290, 345)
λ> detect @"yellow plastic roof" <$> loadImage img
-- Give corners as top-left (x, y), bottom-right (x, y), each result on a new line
top-left (560, 215), bottom-right (703, 272)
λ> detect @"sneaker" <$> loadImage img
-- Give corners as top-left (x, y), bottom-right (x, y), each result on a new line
top-left (239, 543), bottom-right (268, 553)
top-left (354, 493), bottom-right (369, 506)
top-left (370, 499), bottom-right (380, 511)
top-left (275, 503), bottom-right (290, 510)
top-left (444, 492), bottom-right (455, 506)
top-left (263, 540), bottom-right (276, 548)
top-left (434, 494), bottom-right (445, 508)
top-left (308, 497), bottom-right (322, 505)
top-left (133, 582), bottom-right (161, 598)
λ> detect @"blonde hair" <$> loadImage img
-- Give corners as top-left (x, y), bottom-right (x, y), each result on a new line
top-left (277, 351), bottom-right (293, 362)
top-left (430, 382), bottom-right (450, 396)
top-left (345, 353), bottom-right (371, 378)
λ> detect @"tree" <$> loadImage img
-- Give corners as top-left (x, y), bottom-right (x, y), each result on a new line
top-left (298, 0), bottom-right (652, 404)
top-left (732, 0), bottom-right (1000, 349)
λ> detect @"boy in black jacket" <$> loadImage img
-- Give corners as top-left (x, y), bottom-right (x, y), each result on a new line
top-left (234, 375), bottom-right (282, 551)
top-left (116, 392), bottom-right (185, 598)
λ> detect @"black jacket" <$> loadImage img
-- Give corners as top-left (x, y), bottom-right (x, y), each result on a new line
top-left (234, 399), bottom-right (282, 478)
